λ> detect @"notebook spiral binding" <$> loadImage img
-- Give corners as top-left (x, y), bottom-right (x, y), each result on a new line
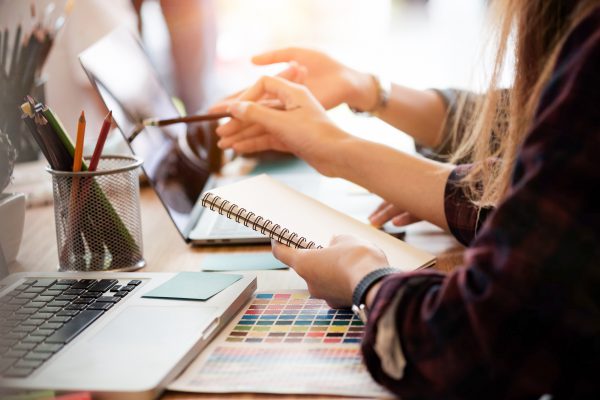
top-left (201, 192), bottom-right (323, 250)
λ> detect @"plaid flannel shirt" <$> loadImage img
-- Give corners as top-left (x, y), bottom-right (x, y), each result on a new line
top-left (362, 8), bottom-right (600, 399)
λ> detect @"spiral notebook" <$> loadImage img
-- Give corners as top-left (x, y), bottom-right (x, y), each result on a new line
top-left (201, 174), bottom-right (435, 271)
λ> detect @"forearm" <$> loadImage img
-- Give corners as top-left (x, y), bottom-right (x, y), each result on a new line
top-left (332, 136), bottom-right (452, 230)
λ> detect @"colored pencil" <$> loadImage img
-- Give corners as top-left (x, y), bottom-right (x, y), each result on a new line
top-left (88, 111), bottom-right (112, 172)
top-left (73, 111), bottom-right (86, 172)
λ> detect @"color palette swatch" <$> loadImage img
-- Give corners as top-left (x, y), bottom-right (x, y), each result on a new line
top-left (226, 292), bottom-right (364, 344)
top-left (169, 292), bottom-right (391, 398)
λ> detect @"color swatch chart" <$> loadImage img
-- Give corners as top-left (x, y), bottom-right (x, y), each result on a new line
top-left (169, 292), bottom-right (391, 398)
top-left (226, 292), bottom-right (364, 344)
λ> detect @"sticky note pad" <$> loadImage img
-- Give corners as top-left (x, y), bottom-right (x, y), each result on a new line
top-left (201, 252), bottom-right (288, 272)
top-left (143, 272), bottom-right (242, 301)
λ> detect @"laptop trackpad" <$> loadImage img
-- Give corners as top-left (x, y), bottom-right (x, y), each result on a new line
top-left (42, 306), bottom-right (216, 390)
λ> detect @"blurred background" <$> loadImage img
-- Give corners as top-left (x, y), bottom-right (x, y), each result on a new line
top-left (1, 0), bottom-right (506, 205)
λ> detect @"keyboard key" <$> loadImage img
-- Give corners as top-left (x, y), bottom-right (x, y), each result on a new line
top-left (95, 297), bottom-right (120, 303)
top-left (13, 325), bottom-right (36, 334)
top-left (49, 316), bottom-right (71, 324)
top-left (14, 283), bottom-right (31, 291)
top-left (128, 280), bottom-right (142, 286)
top-left (31, 312), bottom-right (54, 320)
top-left (65, 304), bottom-right (88, 311)
top-left (46, 310), bottom-right (104, 344)
top-left (25, 301), bottom-right (47, 309)
top-left (56, 295), bottom-right (77, 301)
top-left (48, 300), bottom-right (70, 308)
top-left (4, 367), bottom-right (33, 378)
top-left (24, 287), bottom-right (45, 294)
top-left (6, 332), bottom-right (27, 340)
top-left (79, 292), bottom-right (102, 299)
top-left (50, 284), bottom-right (71, 292)
top-left (22, 319), bottom-right (45, 327)
top-left (15, 292), bottom-right (37, 300)
top-left (57, 279), bottom-right (78, 285)
top-left (113, 291), bottom-right (129, 298)
top-left (72, 298), bottom-right (94, 305)
top-left (57, 310), bottom-right (79, 317)
top-left (70, 280), bottom-right (97, 289)
top-left (110, 285), bottom-right (121, 292)
top-left (34, 343), bottom-right (64, 353)
top-left (15, 359), bottom-right (43, 369)
top-left (36, 296), bottom-right (56, 303)
top-left (31, 329), bottom-right (55, 337)
top-left (32, 279), bottom-right (57, 288)
top-left (87, 302), bottom-right (113, 311)
top-left (41, 290), bottom-right (63, 297)
top-left (15, 307), bottom-right (37, 316)
top-left (64, 289), bottom-right (85, 296)
top-left (13, 342), bottom-right (38, 351)
top-left (24, 351), bottom-right (52, 361)
top-left (119, 285), bottom-right (136, 292)
top-left (40, 322), bottom-right (63, 330)
top-left (40, 306), bottom-right (62, 314)
top-left (9, 298), bottom-right (28, 305)
top-left (88, 279), bottom-right (118, 293)
top-left (22, 335), bottom-right (45, 344)
top-left (4, 349), bottom-right (28, 359)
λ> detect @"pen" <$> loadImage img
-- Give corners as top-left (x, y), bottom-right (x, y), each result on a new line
top-left (89, 110), bottom-right (112, 172)
top-left (142, 99), bottom-right (292, 127)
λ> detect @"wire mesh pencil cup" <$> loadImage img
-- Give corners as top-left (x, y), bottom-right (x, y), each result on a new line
top-left (47, 155), bottom-right (145, 272)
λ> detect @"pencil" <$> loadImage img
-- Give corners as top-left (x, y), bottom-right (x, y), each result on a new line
top-left (142, 99), bottom-right (290, 127)
top-left (88, 110), bottom-right (112, 172)
top-left (73, 111), bottom-right (86, 172)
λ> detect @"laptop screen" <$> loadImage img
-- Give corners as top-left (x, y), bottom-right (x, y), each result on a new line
top-left (79, 28), bottom-right (212, 238)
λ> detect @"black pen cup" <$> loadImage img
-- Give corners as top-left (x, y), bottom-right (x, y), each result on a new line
top-left (47, 155), bottom-right (145, 272)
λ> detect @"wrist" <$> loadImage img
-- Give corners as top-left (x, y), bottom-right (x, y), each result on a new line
top-left (345, 70), bottom-right (379, 112)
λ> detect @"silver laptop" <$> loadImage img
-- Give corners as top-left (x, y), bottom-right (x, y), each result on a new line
top-left (78, 27), bottom-right (392, 245)
top-left (0, 271), bottom-right (256, 398)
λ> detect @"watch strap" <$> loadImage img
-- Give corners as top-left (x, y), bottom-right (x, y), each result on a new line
top-left (352, 267), bottom-right (398, 310)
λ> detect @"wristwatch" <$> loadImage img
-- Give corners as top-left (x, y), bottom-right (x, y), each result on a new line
top-left (348, 74), bottom-right (391, 117)
top-left (351, 267), bottom-right (398, 322)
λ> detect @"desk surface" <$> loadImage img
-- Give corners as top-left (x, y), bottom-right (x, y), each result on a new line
top-left (13, 186), bottom-right (464, 399)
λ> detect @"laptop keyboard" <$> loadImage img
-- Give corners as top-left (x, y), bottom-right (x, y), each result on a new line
top-left (0, 278), bottom-right (141, 379)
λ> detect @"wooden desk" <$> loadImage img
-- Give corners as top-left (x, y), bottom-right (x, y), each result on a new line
top-left (13, 186), bottom-right (464, 399)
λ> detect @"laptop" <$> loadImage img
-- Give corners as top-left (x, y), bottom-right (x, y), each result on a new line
top-left (0, 271), bottom-right (256, 398)
top-left (78, 27), bottom-right (392, 246)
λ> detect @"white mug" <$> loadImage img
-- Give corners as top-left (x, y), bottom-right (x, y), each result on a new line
top-left (0, 192), bottom-right (26, 264)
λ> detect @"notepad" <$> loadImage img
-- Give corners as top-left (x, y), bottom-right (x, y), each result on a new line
top-left (143, 272), bottom-right (242, 301)
top-left (201, 174), bottom-right (435, 271)
top-left (201, 252), bottom-right (288, 271)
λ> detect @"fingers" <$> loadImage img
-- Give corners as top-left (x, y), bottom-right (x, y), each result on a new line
top-left (230, 135), bottom-right (287, 154)
top-left (252, 47), bottom-right (301, 65)
top-left (217, 124), bottom-right (265, 150)
top-left (369, 201), bottom-right (391, 219)
top-left (237, 75), bottom-right (306, 107)
top-left (271, 240), bottom-right (299, 267)
top-left (369, 203), bottom-right (402, 228)
top-left (391, 213), bottom-right (420, 226)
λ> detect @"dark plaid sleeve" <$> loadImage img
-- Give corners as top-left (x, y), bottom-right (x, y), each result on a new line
top-left (444, 164), bottom-right (494, 246)
top-left (362, 9), bottom-right (600, 399)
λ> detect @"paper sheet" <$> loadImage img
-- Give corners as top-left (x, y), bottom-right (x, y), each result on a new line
top-left (169, 291), bottom-right (392, 398)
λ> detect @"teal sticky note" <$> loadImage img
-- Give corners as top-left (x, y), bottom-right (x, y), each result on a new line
top-left (142, 272), bottom-right (242, 301)
top-left (201, 252), bottom-right (288, 272)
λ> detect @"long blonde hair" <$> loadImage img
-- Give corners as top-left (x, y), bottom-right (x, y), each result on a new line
top-left (450, 0), bottom-right (600, 207)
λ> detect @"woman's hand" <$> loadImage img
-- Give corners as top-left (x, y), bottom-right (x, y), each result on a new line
top-left (272, 235), bottom-right (391, 309)
top-left (216, 76), bottom-right (351, 176)
top-left (369, 201), bottom-right (421, 228)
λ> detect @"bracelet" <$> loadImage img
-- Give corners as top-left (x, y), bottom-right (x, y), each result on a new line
top-left (348, 74), bottom-right (391, 117)
top-left (351, 267), bottom-right (398, 322)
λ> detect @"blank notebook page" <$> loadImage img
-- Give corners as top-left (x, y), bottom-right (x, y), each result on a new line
top-left (206, 174), bottom-right (436, 272)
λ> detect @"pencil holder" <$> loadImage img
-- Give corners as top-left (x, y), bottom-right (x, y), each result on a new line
top-left (47, 155), bottom-right (145, 272)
